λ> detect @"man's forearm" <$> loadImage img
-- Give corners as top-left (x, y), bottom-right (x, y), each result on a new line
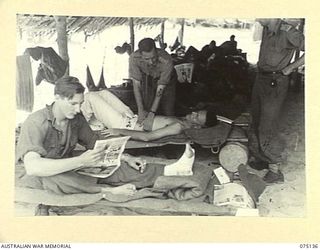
top-left (150, 85), bottom-right (166, 112)
top-left (132, 79), bottom-right (145, 112)
top-left (113, 128), bottom-right (151, 141)
top-left (113, 122), bottom-right (183, 142)
top-left (24, 152), bottom-right (85, 177)
top-left (286, 54), bottom-right (305, 72)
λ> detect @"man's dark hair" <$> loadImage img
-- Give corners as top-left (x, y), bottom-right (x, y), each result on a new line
top-left (138, 38), bottom-right (156, 53)
top-left (54, 76), bottom-right (85, 99)
top-left (205, 108), bottom-right (218, 127)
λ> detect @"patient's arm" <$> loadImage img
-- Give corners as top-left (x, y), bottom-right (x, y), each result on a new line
top-left (101, 122), bottom-right (184, 142)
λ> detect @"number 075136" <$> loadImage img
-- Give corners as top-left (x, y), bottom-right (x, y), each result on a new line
top-left (299, 244), bottom-right (319, 248)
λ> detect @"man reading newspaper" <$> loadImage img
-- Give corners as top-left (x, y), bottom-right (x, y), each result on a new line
top-left (76, 136), bottom-right (133, 178)
top-left (16, 76), bottom-right (163, 196)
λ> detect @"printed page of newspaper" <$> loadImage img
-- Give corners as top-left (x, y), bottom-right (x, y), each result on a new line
top-left (213, 182), bottom-right (255, 208)
top-left (77, 136), bottom-right (130, 178)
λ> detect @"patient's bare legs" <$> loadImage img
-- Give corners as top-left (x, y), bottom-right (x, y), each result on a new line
top-left (81, 90), bottom-right (134, 128)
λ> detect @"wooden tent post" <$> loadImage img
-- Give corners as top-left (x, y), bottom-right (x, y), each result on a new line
top-left (129, 17), bottom-right (135, 53)
top-left (179, 18), bottom-right (185, 46)
top-left (160, 19), bottom-right (165, 45)
top-left (54, 16), bottom-right (69, 75)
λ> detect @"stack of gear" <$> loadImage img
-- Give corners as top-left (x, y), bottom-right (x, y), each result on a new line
top-left (172, 43), bottom-right (251, 115)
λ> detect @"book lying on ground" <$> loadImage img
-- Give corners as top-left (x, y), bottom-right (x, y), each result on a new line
top-left (213, 183), bottom-right (255, 209)
top-left (77, 136), bottom-right (130, 178)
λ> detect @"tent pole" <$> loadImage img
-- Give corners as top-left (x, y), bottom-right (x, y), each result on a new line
top-left (179, 18), bottom-right (185, 46)
top-left (161, 19), bottom-right (165, 45)
top-left (54, 15), bottom-right (69, 75)
top-left (129, 17), bottom-right (135, 53)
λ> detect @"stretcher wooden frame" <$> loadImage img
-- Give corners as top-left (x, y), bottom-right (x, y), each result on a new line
top-left (125, 118), bottom-right (249, 151)
top-left (125, 139), bottom-right (193, 149)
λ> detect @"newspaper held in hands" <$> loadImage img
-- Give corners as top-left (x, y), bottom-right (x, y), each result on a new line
top-left (77, 136), bottom-right (130, 178)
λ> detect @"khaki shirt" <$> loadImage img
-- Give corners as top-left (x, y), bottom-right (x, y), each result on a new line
top-left (16, 104), bottom-right (97, 162)
top-left (258, 21), bottom-right (305, 72)
top-left (129, 48), bottom-right (174, 86)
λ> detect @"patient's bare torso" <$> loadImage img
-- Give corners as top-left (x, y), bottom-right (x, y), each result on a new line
top-left (151, 116), bottom-right (186, 130)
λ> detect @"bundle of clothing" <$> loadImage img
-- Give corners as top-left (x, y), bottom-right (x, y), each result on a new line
top-left (24, 46), bottom-right (68, 85)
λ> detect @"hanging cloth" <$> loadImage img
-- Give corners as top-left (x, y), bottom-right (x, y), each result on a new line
top-left (86, 46), bottom-right (107, 91)
top-left (86, 65), bottom-right (107, 92)
top-left (24, 46), bottom-right (68, 85)
top-left (97, 68), bottom-right (107, 89)
top-left (16, 55), bottom-right (34, 112)
top-left (86, 65), bottom-right (96, 91)
top-left (170, 37), bottom-right (181, 52)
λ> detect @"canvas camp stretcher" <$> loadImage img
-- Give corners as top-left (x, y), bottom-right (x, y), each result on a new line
top-left (124, 113), bottom-right (250, 152)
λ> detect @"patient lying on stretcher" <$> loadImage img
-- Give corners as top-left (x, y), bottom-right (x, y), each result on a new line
top-left (81, 89), bottom-right (218, 141)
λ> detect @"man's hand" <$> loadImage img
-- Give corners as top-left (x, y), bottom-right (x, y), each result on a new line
top-left (100, 128), bottom-right (121, 138)
top-left (281, 66), bottom-right (294, 76)
top-left (122, 154), bottom-right (147, 173)
top-left (79, 148), bottom-right (106, 167)
top-left (137, 109), bottom-right (148, 124)
top-left (124, 109), bottom-right (135, 119)
top-left (143, 112), bottom-right (155, 131)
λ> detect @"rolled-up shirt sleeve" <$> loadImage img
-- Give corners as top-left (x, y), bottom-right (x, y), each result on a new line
top-left (77, 115), bottom-right (98, 149)
top-left (16, 118), bottom-right (47, 162)
top-left (287, 28), bottom-right (305, 51)
top-left (157, 57), bottom-right (174, 86)
top-left (129, 55), bottom-right (142, 81)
